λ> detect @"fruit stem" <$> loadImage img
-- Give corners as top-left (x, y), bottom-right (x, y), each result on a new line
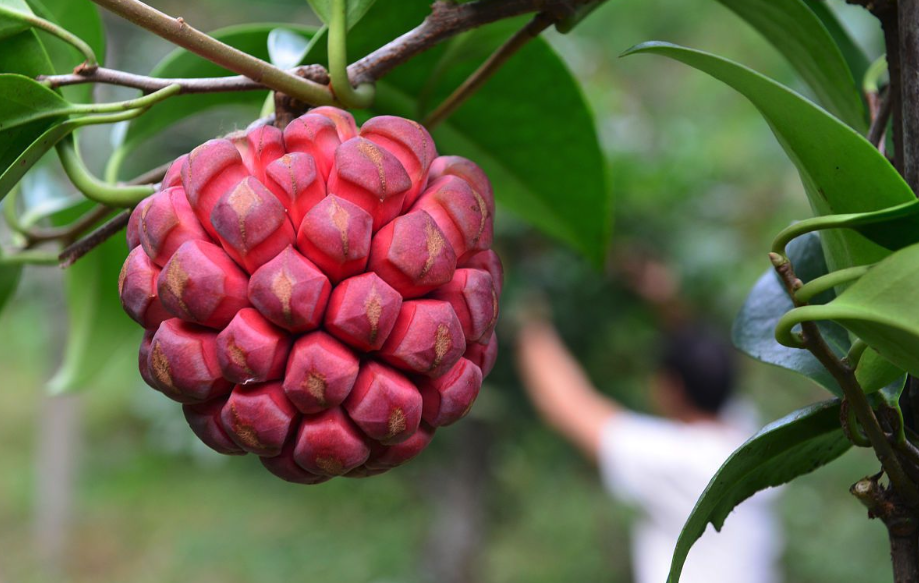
top-left (88, 0), bottom-right (336, 106)
top-left (56, 137), bottom-right (154, 207)
top-left (0, 5), bottom-right (98, 69)
top-left (0, 249), bottom-right (61, 266)
top-left (423, 12), bottom-right (554, 130)
top-left (70, 82), bottom-right (182, 115)
top-left (328, 0), bottom-right (375, 109)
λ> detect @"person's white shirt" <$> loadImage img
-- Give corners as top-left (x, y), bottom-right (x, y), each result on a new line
top-left (598, 404), bottom-right (781, 583)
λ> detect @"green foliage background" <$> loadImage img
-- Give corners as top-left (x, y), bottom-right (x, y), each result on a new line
top-left (0, 0), bottom-right (899, 581)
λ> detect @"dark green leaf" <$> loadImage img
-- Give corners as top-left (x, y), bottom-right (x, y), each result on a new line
top-left (621, 42), bottom-right (915, 273)
top-left (116, 23), bottom-right (316, 173)
top-left (306, 0), bottom-right (377, 30)
top-left (0, 117), bottom-right (79, 201)
top-left (802, 0), bottom-right (870, 87)
top-left (0, 73), bottom-right (71, 131)
top-left (0, 255), bottom-right (22, 316)
top-left (715, 0), bottom-right (866, 130)
top-left (357, 4), bottom-right (610, 264)
top-left (668, 399), bottom-right (850, 583)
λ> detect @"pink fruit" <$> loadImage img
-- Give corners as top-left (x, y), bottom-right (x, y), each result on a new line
top-left (379, 300), bottom-right (466, 378)
top-left (368, 211), bottom-right (457, 298)
top-left (323, 272), bottom-right (402, 352)
top-left (157, 240), bottom-right (251, 329)
top-left (247, 245), bottom-right (331, 333)
top-left (147, 319), bottom-right (233, 403)
top-left (216, 308), bottom-right (292, 385)
top-left (419, 358), bottom-right (482, 427)
top-left (296, 195), bottom-right (372, 283)
top-left (283, 331), bottom-right (359, 414)
top-left (220, 381), bottom-right (298, 457)
top-left (120, 107), bottom-right (503, 484)
top-left (183, 396), bottom-right (246, 455)
top-left (119, 246), bottom-right (172, 328)
top-left (293, 407), bottom-right (369, 476)
top-left (344, 360), bottom-right (422, 444)
top-left (327, 137), bottom-right (411, 231)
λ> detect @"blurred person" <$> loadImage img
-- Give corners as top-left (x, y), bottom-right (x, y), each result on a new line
top-left (515, 255), bottom-right (781, 583)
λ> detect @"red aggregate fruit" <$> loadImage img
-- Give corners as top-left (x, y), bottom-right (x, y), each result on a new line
top-left (296, 195), bottom-right (372, 283)
top-left (216, 308), bottom-right (292, 385)
top-left (183, 396), bottom-right (246, 455)
top-left (419, 358), bottom-right (483, 427)
top-left (157, 240), bottom-right (251, 329)
top-left (323, 272), bottom-right (402, 352)
top-left (221, 381), bottom-right (298, 456)
top-left (148, 319), bottom-right (233, 403)
top-left (344, 360), bottom-right (422, 444)
top-left (368, 211), bottom-right (457, 298)
top-left (209, 176), bottom-right (296, 273)
top-left (139, 186), bottom-right (211, 267)
top-left (121, 106), bottom-right (501, 484)
top-left (247, 246), bottom-right (331, 333)
top-left (428, 268), bottom-right (499, 345)
top-left (464, 333), bottom-right (498, 377)
top-left (379, 299), bottom-right (466, 378)
top-left (293, 407), bottom-right (370, 476)
top-left (283, 331), bottom-right (359, 414)
top-left (119, 246), bottom-right (172, 328)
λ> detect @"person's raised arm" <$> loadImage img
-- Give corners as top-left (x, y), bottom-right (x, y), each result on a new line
top-left (516, 319), bottom-right (621, 461)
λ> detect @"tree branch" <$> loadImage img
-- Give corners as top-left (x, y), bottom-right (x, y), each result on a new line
top-left (852, 475), bottom-right (919, 583)
top-left (39, 65), bottom-right (330, 93)
top-left (347, 0), bottom-right (590, 85)
top-left (900, 0), bottom-right (919, 191)
top-left (58, 210), bottom-right (130, 268)
top-left (771, 254), bottom-right (919, 511)
top-left (88, 0), bottom-right (335, 105)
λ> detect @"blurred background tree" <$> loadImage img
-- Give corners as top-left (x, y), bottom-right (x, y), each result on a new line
top-left (0, 0), bottom-right (896, 581)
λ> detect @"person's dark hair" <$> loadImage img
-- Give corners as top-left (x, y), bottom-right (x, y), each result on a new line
top-left (659, 324), bottom-right (736, 414)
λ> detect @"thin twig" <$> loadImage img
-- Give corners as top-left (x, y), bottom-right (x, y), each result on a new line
top-left (24, 205), bottom-right (113, 245)
top-left (88, 0), bottom-right (335, 106)
top-left (868, 87), bottom-right (893, 148)
top-left (39, 65), bottom-right (330, 93)
top-left (348, 0), bottom-right (589, 85)
top-left (58, 210), bottom-right (130, 268)
top-left (424, 13), bottom-right (555, 129)
top-left (771, 254), bottom-right (919, 510)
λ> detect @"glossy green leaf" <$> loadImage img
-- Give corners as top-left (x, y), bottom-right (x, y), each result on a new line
top-left (0, 74), bottom-right (71, 131)
top-left (735, 231), bottom-right (905, 393)
top-left (0, 0), bottom-right (31, 38)
top-left (796, 243), bottom-right (919, 377)
top-left (716, 0), bottom-right (866, 131)
top-left (26, 0), bottom-right (105, 102)
top-left (0, 254), bottom-right (22, 317)
top-left (622, 42), bottom-right (915, 273)
top-left (802, 0), bottom-right (870, 87)
top-left (668, 399), bottom-right (850, 583)
top-left (306, 0), bottom-right (377, 30)
top-left (116, 23), bottom-right (316, 173)
top-left (354, 3), bottom-right (610, 264)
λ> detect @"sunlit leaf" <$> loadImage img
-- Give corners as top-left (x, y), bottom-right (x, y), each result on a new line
top-left (267, 28), bottom-right (310, 69)
top-left (306, 0), bottom-right (377, 30)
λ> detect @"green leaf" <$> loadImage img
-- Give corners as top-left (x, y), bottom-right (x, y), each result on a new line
top-left (116, 23), bottom-right (317, 173)
top-left (0, 0), bottom-right (31, 38)
top-left (716, 0), bottom-right (867, 131)
top-left (357, 5), bottom-right (610, 264)
top-left (668, 399), bottom-right (850, 583)
top-left (621, 42), bottom-right (915, 274)
top-left (802, 0), bottom-right (870, 88)
top-left (306, 0), bottom-right (377, 30)
top-left (25, 0), bottom-right (105, 102)
top-left (0, 73), bottom-right (71, 131)
top-left (733, 233), bottom-right (849, 394)
top-left (47, 207), bottom-right (135, 393)
top-left (798, 242), bottom-right (919, 377)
